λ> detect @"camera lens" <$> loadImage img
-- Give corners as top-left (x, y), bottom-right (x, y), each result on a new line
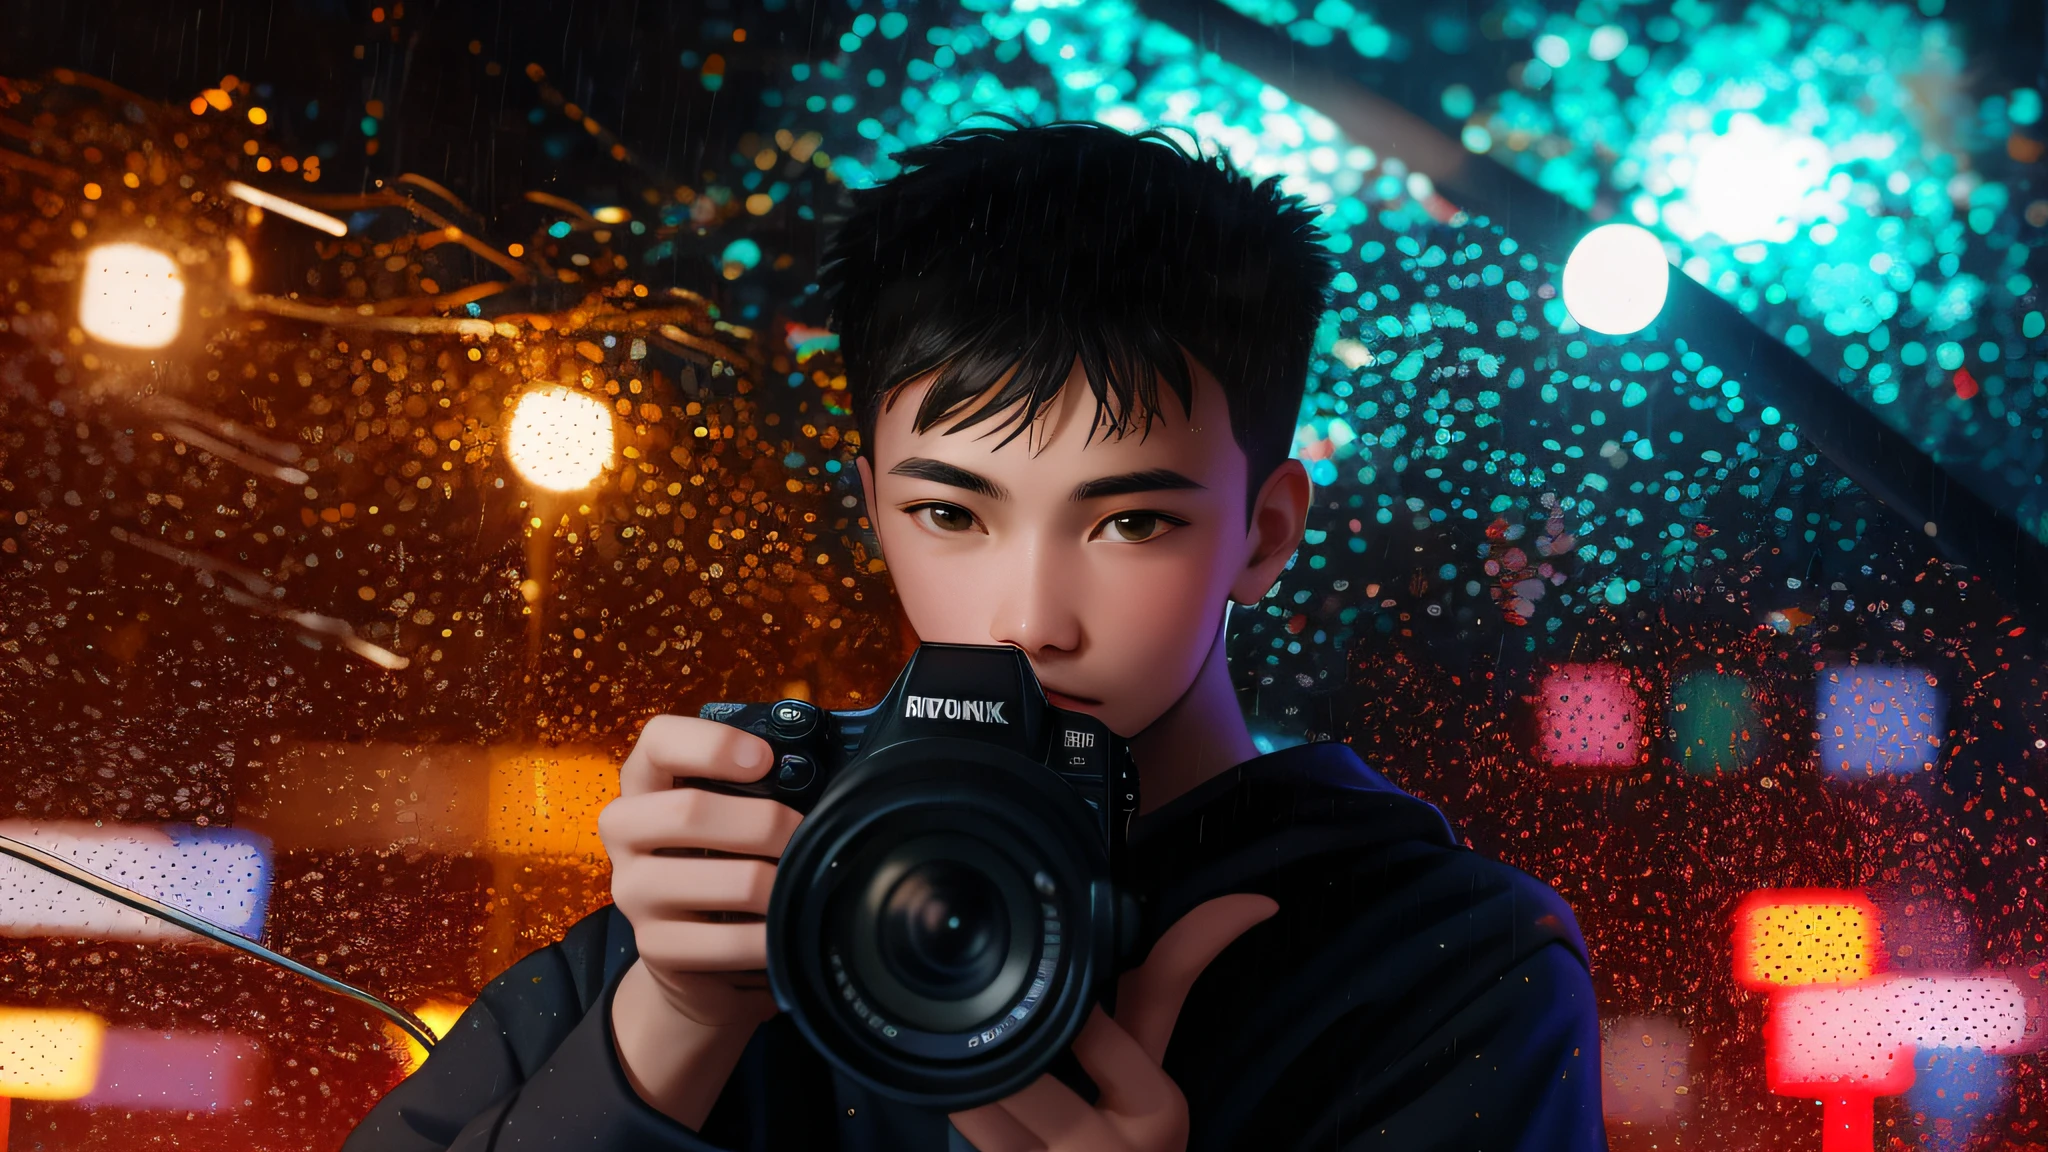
top-left (766, 735), bottom-right (1118, 1108)
top-left (878, 858), bottom-right (1010, 1000)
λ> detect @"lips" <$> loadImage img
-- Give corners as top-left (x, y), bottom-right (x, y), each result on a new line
top-left (1042, 687), bottom-right (1101, 709)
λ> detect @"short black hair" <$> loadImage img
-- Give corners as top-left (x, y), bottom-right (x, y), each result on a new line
top-left (815, 117), bottom-right (1340, 499)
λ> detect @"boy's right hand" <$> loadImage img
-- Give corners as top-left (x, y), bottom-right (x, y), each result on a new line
top-left (599, 714), bottom-right (802, 1030)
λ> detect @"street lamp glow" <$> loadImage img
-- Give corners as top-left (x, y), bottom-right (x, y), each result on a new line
top-left (78, 243), bottom-right (185, 349)
top-left (1561, 223), bottom-right (1670, 336)
top-left (1661, 114), bottom-right (1835, 246)
top-left (506, 386), bottom-right (614, 491)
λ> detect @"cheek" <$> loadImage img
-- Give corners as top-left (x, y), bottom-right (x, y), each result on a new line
top-left (1081, 542), bottom-right (1232, 662)
top-left (881, 529), bottom-right (1006, 639)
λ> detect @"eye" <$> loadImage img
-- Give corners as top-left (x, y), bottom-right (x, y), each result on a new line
top-left (903, 501), bottom-right (985, 535)
top-left (1093, 511), bottom-right (1186, 543)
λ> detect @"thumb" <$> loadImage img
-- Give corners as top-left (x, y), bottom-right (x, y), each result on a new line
top-left (1114, 893), bottom-right (1278, 1065)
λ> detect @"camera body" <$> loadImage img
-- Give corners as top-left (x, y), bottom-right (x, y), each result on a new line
top-left (698, 642), bottom-right (1140, 1109)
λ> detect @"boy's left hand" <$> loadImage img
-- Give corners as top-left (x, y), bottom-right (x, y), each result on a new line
top-left (949, 893), bottom-right (1279, 1152)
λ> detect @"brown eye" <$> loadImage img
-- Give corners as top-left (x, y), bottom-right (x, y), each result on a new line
top-left (1096, 512), bottom-right (1182, 543)
top-left (909, 503), bottom-right (982, 534)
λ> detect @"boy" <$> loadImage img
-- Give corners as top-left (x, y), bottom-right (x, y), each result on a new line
top-left (346, 120), bottom-right (1608, 1151)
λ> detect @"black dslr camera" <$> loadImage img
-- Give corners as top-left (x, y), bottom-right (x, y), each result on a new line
top-left (697, 642), bottom-right (1141, 1109)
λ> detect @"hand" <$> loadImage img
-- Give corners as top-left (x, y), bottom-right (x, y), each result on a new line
top-left (599, 714), bottom-right (800, 1127)
top-left (949, 893), bottom-right (1280, 1152)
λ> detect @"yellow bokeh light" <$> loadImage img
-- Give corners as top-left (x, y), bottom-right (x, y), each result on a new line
top-left (0, 1007), bottom-right (105, 1100)
top-left (593, 205), bottom-right (628, 224)
top-left (1733, 890), bottom-right (1879, 989)
top-left (385, 999), bottom-right (471, 1075)
top-left (78, 242), bottom-right (185, 349)
top-left (506, 386), bottom-right (614, 491)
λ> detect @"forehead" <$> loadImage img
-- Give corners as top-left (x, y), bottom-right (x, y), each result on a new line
top-left (868, 359), bottom-right (1244, 480)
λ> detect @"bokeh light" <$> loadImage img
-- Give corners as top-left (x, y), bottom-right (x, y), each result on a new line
top-left (1538, 663), bottom-right (1643, 769)
top-left (1652, 112), bottom-right (1838, 246)
top-left (0, 1007), bottom-right (105, 1100)
top-left (387, 1000), bottom-right (470, 1075)
top-left (7, 4), bottom-right (2048, 1148)
top-left (1815, 666), bottom-right (1946, 779)
top-left (505, 386), bottom-right (615, 492)
top-left (1733, 890), bottom-right (1881, 990)
top-left (1561, 223), bottom-right (1670, 335)
top-left (1599, 1015), bottom-right (1692, 1125)
top-left (76, 242), bottom-right (185, 349)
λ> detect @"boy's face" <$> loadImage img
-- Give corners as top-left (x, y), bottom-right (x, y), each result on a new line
top-left (857, 355), bottom-right (1307, 738)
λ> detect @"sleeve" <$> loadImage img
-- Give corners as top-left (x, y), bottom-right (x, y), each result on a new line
top-left (1315, 940), bottom-right (1609, 1151)
top-left (343, 914), bottom-right (736, 1152)
top-left (1167, 845), bottom-right (1611, 1152)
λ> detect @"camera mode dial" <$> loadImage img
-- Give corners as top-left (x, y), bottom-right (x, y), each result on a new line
top-left (768, 698), bottom-right (821, 742)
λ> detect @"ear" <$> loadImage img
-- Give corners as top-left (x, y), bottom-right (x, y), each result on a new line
top-left (854, 454), bottom-right (883, 561)
top-left (1228, 458), bottom-right (1311, 606)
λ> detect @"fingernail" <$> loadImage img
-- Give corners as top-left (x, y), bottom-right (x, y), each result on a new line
top-left (740, 740), bottom-right (771, 772)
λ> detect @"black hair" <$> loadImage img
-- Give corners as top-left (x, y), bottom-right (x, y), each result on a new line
top-left (815, 116), bottom-right (1341, 502)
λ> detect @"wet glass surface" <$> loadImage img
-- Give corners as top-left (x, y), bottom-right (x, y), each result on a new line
top-left (1, 1), bottom-right (2045, 1148)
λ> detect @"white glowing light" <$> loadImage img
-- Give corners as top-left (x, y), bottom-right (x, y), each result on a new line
top-left (0, 821), bottom-right (271, 941)
top-left (1657, 113), bottom-right (1837, 245)
top-left (506, 386), bottom-right (615, 491)
top-left (1561, 223), bottom-right (1671, 336)
top-left (1769, 973), bottom-right (2032, 1093)
top-left (78, 243), bottom-right (185, 349)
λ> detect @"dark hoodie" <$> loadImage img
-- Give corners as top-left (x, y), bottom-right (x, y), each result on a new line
top-left (343, 741), bottom-right (1609, 1151)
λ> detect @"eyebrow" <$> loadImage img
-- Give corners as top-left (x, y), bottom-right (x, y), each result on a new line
top-left (1069, 469), bottom-right (1205, 502)
top-left (888, 458), bottom-right (1008, 499)
top-left (887, 458), bottom-right (1204, 503)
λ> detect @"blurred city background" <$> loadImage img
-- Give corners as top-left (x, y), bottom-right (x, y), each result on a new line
top-left (2, 0), bottom-right (2048, 1147)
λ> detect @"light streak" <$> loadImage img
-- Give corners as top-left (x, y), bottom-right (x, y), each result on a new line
top-left (80, 1029), bottom-right (262, 1112)
top-left (223, 180), bottom-right (349, 236)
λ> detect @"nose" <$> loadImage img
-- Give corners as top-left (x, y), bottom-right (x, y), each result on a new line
top-left (986, 534), bottom-right (1082, 657)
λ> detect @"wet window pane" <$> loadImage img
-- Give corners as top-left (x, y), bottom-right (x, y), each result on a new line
top-left (2, 2), bottom-right (2045, 1149)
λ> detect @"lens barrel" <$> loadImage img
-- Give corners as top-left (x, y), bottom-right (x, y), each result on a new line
top-left (764, 737), bottom-right (1117, 1109)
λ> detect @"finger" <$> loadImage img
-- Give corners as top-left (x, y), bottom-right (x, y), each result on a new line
top-left (597, 788), bottom-right (802, 858)
top-left (987, 1074), bottom-right (1119, 1149)
top-left (1117, 893), bottom-right (1278, 1064)
top-left (620, 714), bottom-right (775, 796)
top-left (630, 918), bottom-right (768, 972)
top-left (1066, 1007), bottom-right (1183, 1147)
top-left (947, 1102), bottom-right (1043, 1152)
top-left (613, 856), bottom-right (777, 918)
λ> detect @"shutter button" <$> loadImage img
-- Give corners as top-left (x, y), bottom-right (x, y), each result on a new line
top-left (774, 754), bottom-right (816, 791)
